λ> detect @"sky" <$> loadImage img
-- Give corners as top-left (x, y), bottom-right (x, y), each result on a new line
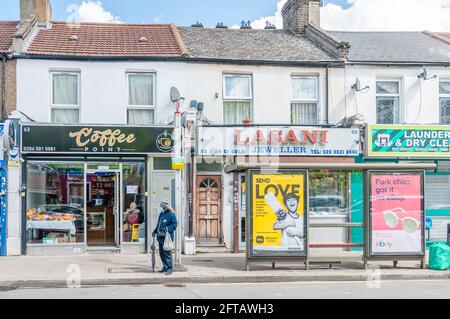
top-left (0, 0), bottom-right (449, 31)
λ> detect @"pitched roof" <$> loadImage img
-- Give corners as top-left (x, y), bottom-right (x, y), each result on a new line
top-left (0, 21), bottom-right (18, 53)
top-left (178, 27), bottom-right (336, 63)
top-left (327, 31), bottom-right (450, 63)
top-left (25, 22), bottom-right (187, 58)
top-left (424, 31), bottom-right (450, 45)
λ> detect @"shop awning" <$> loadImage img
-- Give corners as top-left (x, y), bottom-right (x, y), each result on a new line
top-left (224, 162), bottom-right (437, 173)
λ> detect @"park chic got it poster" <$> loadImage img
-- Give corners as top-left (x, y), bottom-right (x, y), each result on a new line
top-left (369, 172), bottom-right (425, 256)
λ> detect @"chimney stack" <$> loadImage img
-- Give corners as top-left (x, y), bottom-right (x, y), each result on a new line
top-left (20, 0), bottom-right (52, 25)
top-left (282, 0), bottom-right (321, 34)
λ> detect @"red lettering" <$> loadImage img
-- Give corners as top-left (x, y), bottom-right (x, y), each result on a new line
top-left (283, 130), bottom-right (299, 144)
top-left (302, 131), bottom-right (319, 144)
top-left (320, 131), bottom-right (329, 144)
top-left (254, 130), bottom-right (267, 144)
top-left (268, 130), bottom-right (282, 145)
top-left (235, 129), bottom-right (249, 145)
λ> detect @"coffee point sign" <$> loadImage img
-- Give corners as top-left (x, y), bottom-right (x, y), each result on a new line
top-left (21, 124), bottom-right (175, 154)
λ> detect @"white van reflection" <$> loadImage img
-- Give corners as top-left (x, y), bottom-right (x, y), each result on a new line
top-left (309, 196), bottom-right (347, 216)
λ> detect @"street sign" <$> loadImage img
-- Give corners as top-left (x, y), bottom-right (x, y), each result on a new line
top-left (426, 217), bottom-right (433, 230)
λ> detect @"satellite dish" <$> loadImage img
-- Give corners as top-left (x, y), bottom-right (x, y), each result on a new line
top-left (170, 87), bottom-right (181, 102)
top-left (352, 77), bottom-right (369, 92)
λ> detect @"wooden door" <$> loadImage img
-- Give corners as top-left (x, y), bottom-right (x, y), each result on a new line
top-left (196, 176), bottom-right (221, 245)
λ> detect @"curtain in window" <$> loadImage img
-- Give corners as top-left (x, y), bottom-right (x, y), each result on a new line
top-left (376, 97), bottom-right (399, 124)
top-left (223, 101), bottom-right (251, 125)
top-left (129, 74), bottom-right (154, 106)
top-left (51, 109), bottom-right (79, 124)
top-left (127, 109), bottom-right (154, 125)
top-left (292, 77), bottom-right (317, 100)
top-left (291, 103), bottom-right (318, 125)
top-left (224, 76), bottom-right (251, 98)
top-left (53, 74), bottom-right (78, 106)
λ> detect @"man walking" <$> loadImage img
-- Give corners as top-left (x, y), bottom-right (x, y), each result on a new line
top-left (152, 200), bottom-right (177, 275)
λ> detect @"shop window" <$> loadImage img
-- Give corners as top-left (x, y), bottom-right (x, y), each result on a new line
top-left (26, 163), bottom-right (85, 245)
top-left (426, 175), bottom-right (450, 210)
top-left (51, 72), bottom-right (80, 124)
top-left (223, 74), bottom-right (252, 125)
top-left (122, 162), bottom-right (146, 243)
top-left (376, 81), bottom-right (400, 124)
top-left (440, 81), bottom-right (450, 124)
top-left (153, 157), bottom-right (172, 170)
top-left (127, 73), bottom-right (155, 125)
top-left (291, 76), bottom-right (319, 125)
top-left (309, 171), bottom-right (349, 217)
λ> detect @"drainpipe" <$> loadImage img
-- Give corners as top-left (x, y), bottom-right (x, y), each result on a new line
top-left (1, 54), bottom-right (6, 122)
top-left (325, 64), bottom-right (330, 125)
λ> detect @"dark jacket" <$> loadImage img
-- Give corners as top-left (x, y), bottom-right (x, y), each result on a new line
top-left (153, 208), bottom-right (177, 243)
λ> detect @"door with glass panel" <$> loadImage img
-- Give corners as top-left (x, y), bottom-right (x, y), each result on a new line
top-left (85, 165), bottom-right (121, 248)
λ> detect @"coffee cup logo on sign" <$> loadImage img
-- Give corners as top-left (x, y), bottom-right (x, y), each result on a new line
top-left (156, 130), bottom-right (174, 152)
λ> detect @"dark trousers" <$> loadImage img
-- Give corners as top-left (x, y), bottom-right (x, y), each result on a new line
top-left (158, 241), bottom-right (173, 271)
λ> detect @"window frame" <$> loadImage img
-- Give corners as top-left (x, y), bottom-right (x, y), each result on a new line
top-left (375, 79), bottom-right (401, 125)
top-left (126, 72), bottom-right (156, 125)
top-left (222, 74), bottom-right (253, 124)
top-left (290, 75), bottom-right (320, 125)
top-left (50, 71), bottom-right (81, 123)
top-left (439, 79), bottom-right (450, 125)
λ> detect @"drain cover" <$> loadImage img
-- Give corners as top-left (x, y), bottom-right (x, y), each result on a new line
top-left (192, 259), bottom-right (214, 262)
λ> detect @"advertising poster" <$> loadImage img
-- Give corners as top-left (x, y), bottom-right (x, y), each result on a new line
top-left (370, 172), bottom-right (424, 256)
top-left (368, 125), bottom-right (450, 158)
top-left (250, 171), bottom-right (307, 257)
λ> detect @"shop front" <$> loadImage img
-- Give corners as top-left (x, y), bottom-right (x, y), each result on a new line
top-left (20, 124), bottom-right (175, 255)
top-left (196, 125), bottom-right (362, 252)
top-left (366, 125), bottom-right (450, 246)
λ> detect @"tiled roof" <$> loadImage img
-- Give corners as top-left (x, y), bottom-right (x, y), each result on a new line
top-left (425, 32), bottom-right (450, 45)
top-left (26, 22), bottom-right (186, 58)
top-left (327, 31), bottom-right (450, 63)
top-left (178, 27), bottom-right (336, 62)
top-left (0, 21), bottom-right (18, 53)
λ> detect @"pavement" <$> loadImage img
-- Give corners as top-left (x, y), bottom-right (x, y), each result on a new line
top-left (0, 252), bottom-right (448, 289)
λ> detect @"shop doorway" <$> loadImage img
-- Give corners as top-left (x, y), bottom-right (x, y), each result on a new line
top-left (86, 170), bottom-right (121, 247)
top-left (196, 176), bottom-right (222, 246)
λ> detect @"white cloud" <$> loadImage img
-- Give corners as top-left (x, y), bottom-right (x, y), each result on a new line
top-left (67, 1), bottom-right (122, 24)
top-left (246, 0), bottom-right (450, 31)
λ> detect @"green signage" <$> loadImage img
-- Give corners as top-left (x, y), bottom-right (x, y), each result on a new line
top-left (368, 125), bottom-right (450, 158)
top-left (21, 124), bottom-right (175, 154)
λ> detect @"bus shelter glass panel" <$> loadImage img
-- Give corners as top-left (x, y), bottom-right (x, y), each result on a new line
top-left (26, 162), bottom-right (85, 244)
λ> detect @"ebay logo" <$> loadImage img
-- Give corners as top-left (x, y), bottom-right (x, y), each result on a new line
top-left (375, 241), bottom-right (393, 248)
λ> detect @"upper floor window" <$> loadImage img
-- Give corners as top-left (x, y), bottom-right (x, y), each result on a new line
top-left (127, 73), bottom-right (155, 125)
top-left (376, 80), bottom-right (400, 124)
top-left (51, 72), bottom-right (80, 124)
top-left (223, 74), bottom-right (252, 125)
top-left (291, 76), bottom-right (319, 125)
top-left (439, 80), bottom-right (450, 124)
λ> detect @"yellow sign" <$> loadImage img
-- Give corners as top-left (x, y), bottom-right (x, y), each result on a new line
top-left (172, 157), bottom-right (185, 170)
top-left (131, 224), bottom-right (140, 242)
top-left (251, 172), bottom-right (306, 255)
